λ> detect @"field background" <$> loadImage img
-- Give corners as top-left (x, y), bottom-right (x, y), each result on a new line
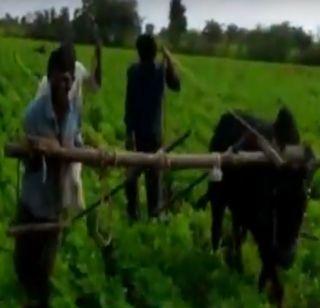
top-left (1, 37), bottom-right (320, 307)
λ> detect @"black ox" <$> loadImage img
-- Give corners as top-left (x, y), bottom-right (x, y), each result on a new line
top-left (207, 107), bottom-right (315, 306)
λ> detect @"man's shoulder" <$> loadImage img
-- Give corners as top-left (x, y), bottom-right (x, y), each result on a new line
top-left (75, 61), bottom-right (86, 71)
top-left (127, 63), bottom-right (139, 74)
top-left (127, 62), bottom-right (164, 74)
top-left (155, 62), bottom-right (165, 77)
top-left (75, 61), bottom-right (83, 68)
top-left (155, 62), bottom-right (164, 70)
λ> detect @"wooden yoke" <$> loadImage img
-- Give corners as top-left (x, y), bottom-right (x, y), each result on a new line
top-left (4, 137), bottom-right (312, 237)
top-left (5, 140), bottom-right (309, 170)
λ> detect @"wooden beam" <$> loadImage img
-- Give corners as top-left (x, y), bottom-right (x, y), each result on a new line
top-left (4, 141), bottom-right (308, 170)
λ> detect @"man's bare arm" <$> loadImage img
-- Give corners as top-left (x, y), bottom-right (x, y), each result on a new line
top-left (84, 16), bottom-right (102, 91)
top-left (163, 47), bottom-right (181, 92)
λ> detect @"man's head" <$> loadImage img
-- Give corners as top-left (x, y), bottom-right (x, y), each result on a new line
top-left (136, 34), bottom-right (157, 62)
top-left (47, 44), bottom-right (76, 109)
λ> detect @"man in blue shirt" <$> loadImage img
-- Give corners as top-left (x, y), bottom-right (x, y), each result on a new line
top-left (124, 34), bottom-right (181, 220)
top-left (14, 45), bottom-right (81, 308)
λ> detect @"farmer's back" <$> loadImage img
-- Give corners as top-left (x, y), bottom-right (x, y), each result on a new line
top-left (124, 34), bottom-right (181, 220)
top-left (126, 62), bottom-right (165, 139)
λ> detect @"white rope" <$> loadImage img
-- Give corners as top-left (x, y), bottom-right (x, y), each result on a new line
top-left (209, 153), bottom-right (223, 182)
top-left (157, 149), bottom-right (171, 169)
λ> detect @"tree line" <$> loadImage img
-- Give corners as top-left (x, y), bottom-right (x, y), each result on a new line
top-left (1, 0), bottom-right (320, 65)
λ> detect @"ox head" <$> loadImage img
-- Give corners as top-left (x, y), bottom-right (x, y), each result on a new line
top-left (272, 107), bottom-right (316, 269)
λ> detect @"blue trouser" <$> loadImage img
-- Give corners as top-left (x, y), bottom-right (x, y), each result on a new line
top-left (14, 205), bottom-right (59, 307)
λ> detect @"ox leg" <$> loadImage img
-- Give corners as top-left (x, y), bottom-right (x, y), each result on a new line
top-left (208, 182), bottom-right (226, 251)
top-left (269, 267), bottom-right (284, 308)
top-left (258, 247), bottom-right (284, 308)
top-left (258, 266), bottom-right (268, 292)
top-left (232, 217), bottom-right (244, 273)
top-left (259, 264), bottom-right (283, 308)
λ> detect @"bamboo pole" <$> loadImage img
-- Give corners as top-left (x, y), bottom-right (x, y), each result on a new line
top-left (5, 142), bottom-right (309, 169)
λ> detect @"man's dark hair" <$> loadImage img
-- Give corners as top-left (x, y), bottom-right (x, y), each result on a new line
top-left (47, 43), bottom-right (76, 78)
top-left (136, 34), bottom-right (157, 62)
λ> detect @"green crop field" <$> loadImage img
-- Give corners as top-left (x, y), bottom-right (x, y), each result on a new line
top-left (1, 37), bottom-right (320, 307)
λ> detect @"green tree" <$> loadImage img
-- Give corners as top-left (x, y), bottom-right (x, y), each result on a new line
top-left (72, 8), bottom-right (92, 43)
top-left (179, 30), bottom-right (207, 55)
top-left (226, 24), bottom-right (239, 43)
top-left (202, 20), bottom-right (222, 44)
top-left (27, 11), bottom-right (48, 39)
top-left (292, 27), bottom-right (312, 52)
top-left (168, 0), bottom-right (187, 47)
top-left (245, 23), bottom-right (298, 62)
top-left (56, 7), bottom-right (73, 42)
top-left (78, 0), bottom-right (141, 46)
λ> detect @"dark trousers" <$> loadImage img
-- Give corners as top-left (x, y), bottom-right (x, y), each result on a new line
top-left (14, 206), bottom-right (60, 308)
top-left (125, 135), bottom-right (162, 220)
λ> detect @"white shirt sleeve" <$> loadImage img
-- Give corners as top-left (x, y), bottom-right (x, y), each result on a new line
top-left (69, 62), bottom-right (90, 110)
top-left (75, 61), bottom-right (90, 83)
top-left (35, 76), bottom-right (49, 99)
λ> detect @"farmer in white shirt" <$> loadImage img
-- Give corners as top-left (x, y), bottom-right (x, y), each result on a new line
top-left (36, 15), bottom-right (102, 104)
top-left (35, 34), bottom-right (102, 213)
top-left (36, 42), bottom-right (102, 107)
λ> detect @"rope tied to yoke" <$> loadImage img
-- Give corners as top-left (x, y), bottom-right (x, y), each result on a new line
top-left (157, 149), bottom-right (171, 169)
top-left (209, 153), bottom-right (223, 182)
top-left (98, 149), bottom-right (121, 168)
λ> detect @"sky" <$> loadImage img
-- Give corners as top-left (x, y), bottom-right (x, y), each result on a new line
top-left (1, 0), bottom-right (320, 34)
